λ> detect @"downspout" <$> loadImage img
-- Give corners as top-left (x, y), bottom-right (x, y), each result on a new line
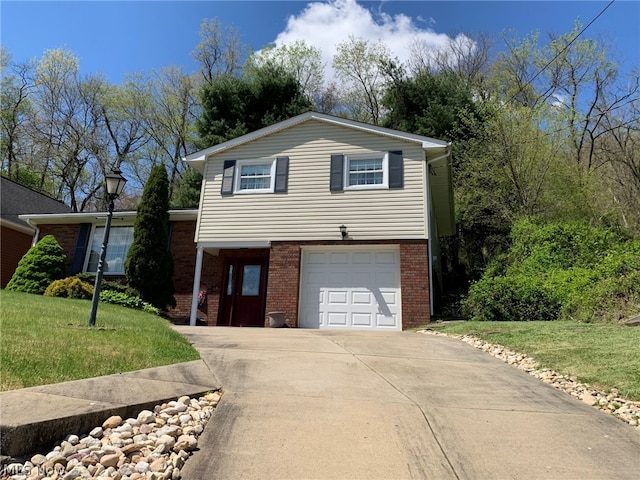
top-left (25, 218), bottom-right (40, 246)
top-left (425, 144), bottom-right (452, 317)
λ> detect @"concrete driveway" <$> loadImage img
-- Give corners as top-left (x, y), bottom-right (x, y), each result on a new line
top-left (174, 327), bottom-right (640, 480)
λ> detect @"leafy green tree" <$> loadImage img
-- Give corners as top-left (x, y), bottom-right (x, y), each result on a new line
top-left (196, 65), bottom-right (313, 146)
top-left (171, 166), bottom-right (202, 208)
top-left (6, 235), bottom-right (66, 294)
top-left (125, 164), bottom-right (176, 310)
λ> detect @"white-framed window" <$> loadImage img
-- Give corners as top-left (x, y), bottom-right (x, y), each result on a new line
top-left (234, 159), bottom-right (276, 193)
top-left (84, 226), bottom-right (134, 275)
top-left (345, 152), bottom-right (388, 189)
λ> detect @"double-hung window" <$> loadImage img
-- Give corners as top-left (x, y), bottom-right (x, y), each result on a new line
top-left (221, 157), bottom-right (289, 195)
top-left (345, 152), bottom-right (388, 189)
top-left (85, 226), bottom-right (134, 275)
top-left (236, 160), bottom-right (275, 193)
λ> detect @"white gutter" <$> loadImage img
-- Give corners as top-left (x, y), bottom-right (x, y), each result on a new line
top-left (425, 144), bottom-right (452, 317)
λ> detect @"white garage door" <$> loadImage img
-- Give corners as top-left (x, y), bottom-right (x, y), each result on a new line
top-left (299, 247), bottom-right (401, 330)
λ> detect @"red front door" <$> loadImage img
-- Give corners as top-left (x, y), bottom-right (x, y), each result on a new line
top-left (219, 257), bottom-right (268, 327)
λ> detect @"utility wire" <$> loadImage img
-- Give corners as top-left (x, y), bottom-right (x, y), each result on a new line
top-left (506, 0), bottom-right (616, 106)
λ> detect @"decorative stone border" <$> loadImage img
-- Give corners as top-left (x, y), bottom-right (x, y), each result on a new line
top-left (419, 329), bottom-right (640, 430)
top-left (1, 392), bottom-right (221, 480)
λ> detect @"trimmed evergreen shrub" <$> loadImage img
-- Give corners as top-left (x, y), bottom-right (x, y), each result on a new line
top-left (125, 164), bottom-right (176, 310)
top-left (6, 235), bottom-right (67, 294)
top-left (44, 277), bottom-right (94, 300)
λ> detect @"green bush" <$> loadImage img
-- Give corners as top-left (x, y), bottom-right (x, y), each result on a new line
top-left (463, 275), bottom-right (560, 321)
top-left (44, 277), bottom-right (94, 300)
top-left (99, 290), bottom-right (160, 315)
top-left (6, 235), bottom-right (67, 294)
top-left (464, 219), bottom-right (640, 322)
top-left (74, 273), bottom-right (139, 297)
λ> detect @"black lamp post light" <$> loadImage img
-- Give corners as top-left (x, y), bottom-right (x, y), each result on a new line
top-left (88, 169), bottom-right (127, 327)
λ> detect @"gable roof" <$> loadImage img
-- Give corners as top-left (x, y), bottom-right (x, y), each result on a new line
top-left (1, 176), bottom-right (72, 232)
top-left (184, 111), bottom-right (450, 169)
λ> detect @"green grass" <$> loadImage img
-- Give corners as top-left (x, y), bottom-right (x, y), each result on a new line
top-left (0, 290), bottom-right (200, 391)
top-left (431, 321), bottom-right (640, 401)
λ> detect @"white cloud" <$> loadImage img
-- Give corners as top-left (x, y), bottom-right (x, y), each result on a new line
top-left (270, 0), bottom-right (466, 81)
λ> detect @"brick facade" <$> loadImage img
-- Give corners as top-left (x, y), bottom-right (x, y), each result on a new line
top-left (265, 243), bottom-right (302, 328)
top-left (1, 226), bottom-right (34, 288)
top-left (26, 221), bottom-right (431, 330)
top-left (399, 242), bottom-right (431, 329)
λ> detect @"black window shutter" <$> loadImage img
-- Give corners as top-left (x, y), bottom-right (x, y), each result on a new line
top-left (221, 160), bottom-right (236, 195)
top-left (70, 223), bottom-right (92, 274)
top-left (274, 156), bottom-right (289, 193)
top-left (330, 154), bottom-right (344, 191)
top-left (389, 150), bottom-right (403, 189)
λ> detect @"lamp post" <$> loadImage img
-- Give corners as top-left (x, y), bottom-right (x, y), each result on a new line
top-left (88, 169), bottom-right (127, 327)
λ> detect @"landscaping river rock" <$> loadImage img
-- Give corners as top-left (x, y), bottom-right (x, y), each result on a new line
top-left (420, 329), bottom-right (640, 430)
top-left (1, 392), bottom-right (221, 480)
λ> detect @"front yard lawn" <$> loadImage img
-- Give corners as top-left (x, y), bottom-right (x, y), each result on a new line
top-left (0, 290), bottom-right (199, 390)
top-left (431, 321), bottom-right (640, 401)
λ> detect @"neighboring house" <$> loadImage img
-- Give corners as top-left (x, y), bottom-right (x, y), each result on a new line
top-left (17, 209), bottom-right (200, 320)
top-left (183, 111), bottom-right (455, 331)
top-left (0, 176), bottom-right (72, 288)
top-left (17, 112), bottom-right (455, 331)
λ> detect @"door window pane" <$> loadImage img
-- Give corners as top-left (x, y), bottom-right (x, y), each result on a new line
top-left (241, 265), bottom-right (261, 296)
top-left (226, 265), bottom-right (234, 295)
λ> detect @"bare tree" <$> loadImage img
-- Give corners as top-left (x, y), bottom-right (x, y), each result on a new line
top-left (192, 18), bottom-right (246, 83)
top-left (0, 47), bottom-right (35, 182)
top-left (333, 36), bottom-right (392, 125)
top-left (129, 67), bottom-right (200, 198)
top-left (409, 32), bottom-right (492, 86)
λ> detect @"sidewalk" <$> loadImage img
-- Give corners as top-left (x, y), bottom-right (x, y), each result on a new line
top-left (0, 360), bottom-right (219, 458)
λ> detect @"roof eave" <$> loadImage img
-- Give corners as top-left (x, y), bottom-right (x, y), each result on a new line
top-left (19, 209), bottom-right (199, 225)
top-left (182, 111), bottom-right (450, 163)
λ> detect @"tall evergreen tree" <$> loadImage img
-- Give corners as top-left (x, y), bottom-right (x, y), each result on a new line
top-left (125, 164), bottom-right (176, 310)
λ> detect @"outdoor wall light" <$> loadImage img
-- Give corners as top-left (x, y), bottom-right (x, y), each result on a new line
top-left (339, 224), bottom-right (348, 239)
top-left (88, 169), bottom-right (127, 327)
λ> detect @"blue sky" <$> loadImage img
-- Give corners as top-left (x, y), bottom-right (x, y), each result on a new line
top-left (1, 0), bottom-right (638, 84)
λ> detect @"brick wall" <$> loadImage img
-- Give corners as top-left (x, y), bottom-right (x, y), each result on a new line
top-left (1, 226), bottom-right (34, 288)
top-left (265, 243), bottom-right (301, 328)
top-left (399, 242), bottom-right (431, 329)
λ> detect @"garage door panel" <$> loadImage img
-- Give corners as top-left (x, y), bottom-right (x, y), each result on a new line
top-left (380, 290), bottom-right (399, 305)
top-left (307, 271), bottom-right (327, 284)
top-left (352, 252), bottom-right (372, 263)
top-left (376, 313), bottom-right (398, 328)
top-left (327, 290), bottom-right (348, 305)
top-left (300, 247), bottom-right (402, 331)
top-left (327, 312), bottom-right (348, 326)
top-left (351, 291), bottom-right (373, 305)
top-left (376, 251), bottom-right (396, 264)
top-left (352, 313), bottom-right (374, 327)
top-left (306, 252), bottom-right (327, 264)
top-left (329, 252), bottom-right (349, 264)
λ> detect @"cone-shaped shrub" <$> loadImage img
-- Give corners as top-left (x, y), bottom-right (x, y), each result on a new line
top-left (125, 164), bottom-right (176, 310)
top-left (6, 235), bottom-right (67, 294)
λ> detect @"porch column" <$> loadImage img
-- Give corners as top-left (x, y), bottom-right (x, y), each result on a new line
top-left (189, 246), bottom-right (204, 326)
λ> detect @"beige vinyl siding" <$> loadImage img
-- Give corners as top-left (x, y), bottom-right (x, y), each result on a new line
top-left (197, 120), bottom-right (428, 242)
